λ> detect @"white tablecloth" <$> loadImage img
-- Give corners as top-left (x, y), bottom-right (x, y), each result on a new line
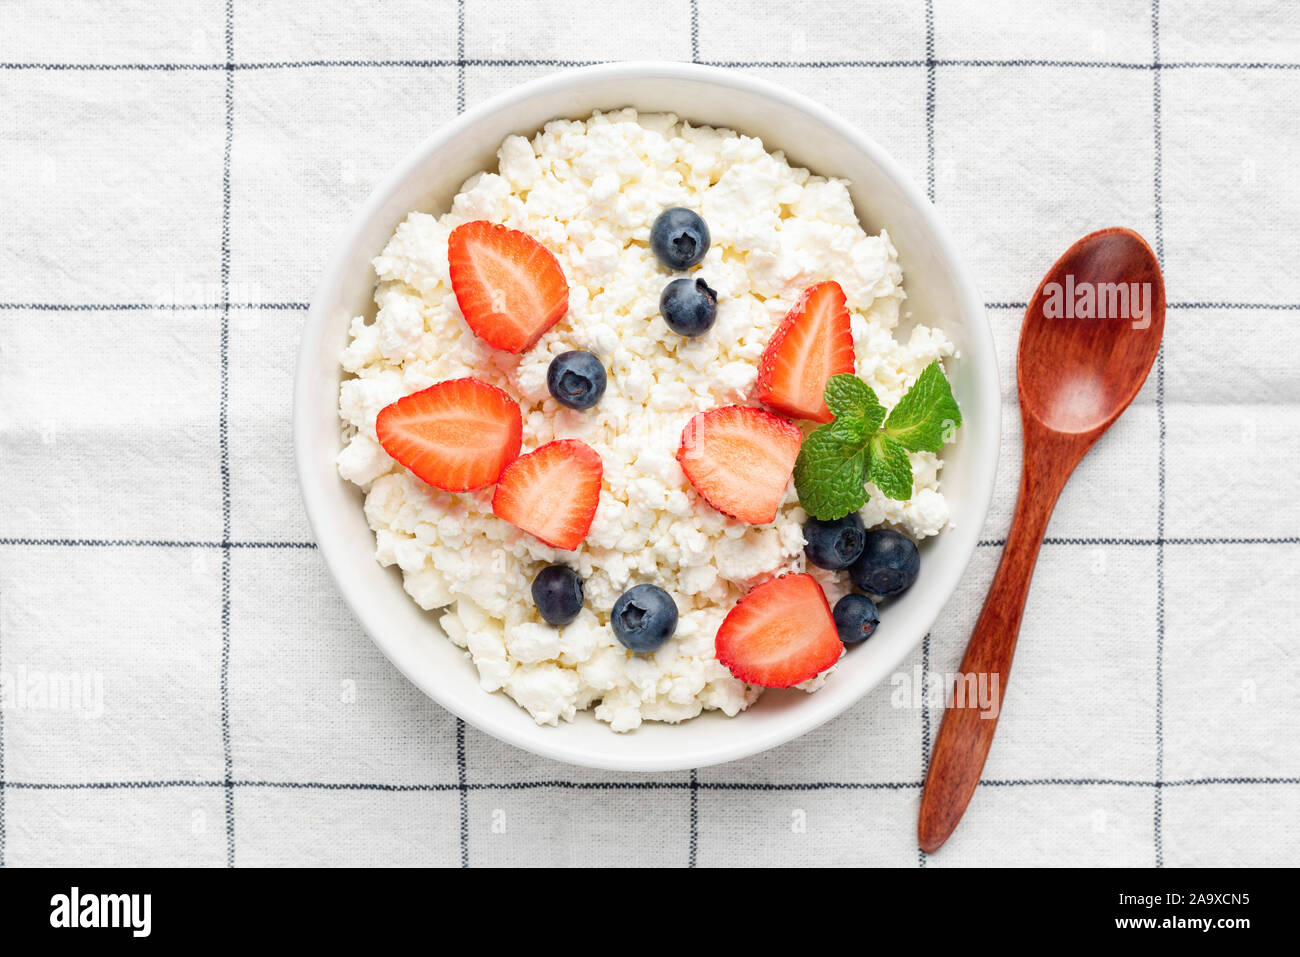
top-left (1, 0), bottom-right (1297, 867)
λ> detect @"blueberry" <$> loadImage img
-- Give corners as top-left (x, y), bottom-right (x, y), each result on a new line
top-left (531, 565), bottom-right (584, 626)
top-left (659, 278), bottom-right (718, 338)
top-left (833, 593), bottom-right (879, 645)
top-left (802, 513), bottom-right (866, 570)
top-left (546, 350), bottom-right (607, 410)
top-left (849, 528), bottom-right (920, 597)
top-left (611, 584), bottom-right (678, 653)
top-left (650, 207), bottom-right (710, 270)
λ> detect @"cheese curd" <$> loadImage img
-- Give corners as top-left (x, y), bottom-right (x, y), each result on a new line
top-left (337, 109), bottom-right (956, 732)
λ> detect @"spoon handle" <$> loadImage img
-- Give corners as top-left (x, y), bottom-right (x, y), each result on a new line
top-left (917, 442), bottom-right (1075, 852)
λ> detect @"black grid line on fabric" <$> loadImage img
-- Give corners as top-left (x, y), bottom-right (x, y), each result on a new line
top-left (918, 0), bottom-right (936, 870)
top-left (456, 719), bottom-right (468, 868)
top-left (701, 59), bottom-right (925, 68)
top-left (979, 537), bottom-right (1300, 547)
top-left (688, 768), bottom-right (699, 867)
top-left (924, 0), bottom-right (936, 205)
top-left (988, 301), bottom-right (1300, 311)
top-left (690, 0), bottom-right (700, 64)
top-left (0, 539), bottom-right (317, 548)
top-left (456, 0), bottom-right (465, 113)
top-left (707, 58), bottom-right (1300, 70)
top-left (0, 302), bottom-right (310, 311)
top-left (218, 0), bottom-right (236, 870)
top-left (919, 630), bottom-right (931, 868)
top-left (1151, 0), bottom-right (1167, 869)
top-left (1166, 301), bottom-right (1300, 309)
top-left (6, 58), bottom-right (1300, 72)
top-left (2, 776), bottom-right (1295, 793)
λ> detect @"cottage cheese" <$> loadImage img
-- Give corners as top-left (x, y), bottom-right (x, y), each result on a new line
top-left (337, 109), bottom-right (956, 731)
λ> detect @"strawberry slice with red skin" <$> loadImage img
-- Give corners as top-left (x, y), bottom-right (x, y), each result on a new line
top-left (448, 220), bottom-right (569, 354)
top-left (715, 573), bottom-right (842, 688)
top-left (492, 439), bottom-right (603, 550)
top-left (375, 378), bottom-right (522, 492)
top-left (753, 280), bottom-right (854, 423)
top-left (676, 405), bottom-right (803, 525)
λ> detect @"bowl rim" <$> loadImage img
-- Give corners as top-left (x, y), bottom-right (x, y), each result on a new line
top-left (294, 60), bottom-right (1000, 772)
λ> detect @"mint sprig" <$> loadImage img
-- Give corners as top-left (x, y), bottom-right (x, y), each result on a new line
top-left (867, 432), bottom-right (913, 500)
top-left (825, 374), bottom-right (885, 426)
top-left (792, 424), bottom-right (872, 519)
top-left (881, 361), bottom-right (963, 453)
top-left (793, 362), bottom-right (962, 520)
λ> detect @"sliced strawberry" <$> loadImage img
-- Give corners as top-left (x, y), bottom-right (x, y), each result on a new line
top-left (754, 280), bottom-right (854, 423)
top-left (715, 573), bottom-right (842, 688)
top-left (375, 378), bottom-right (522, 492)
top-left (448, 220), bottom-right (569, 353)
top-left (492, 439), bottom-right (602, 550)
top-left (676, 405), bottom-right (802, 525)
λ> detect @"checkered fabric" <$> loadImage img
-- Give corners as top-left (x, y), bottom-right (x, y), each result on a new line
top-left (1, 0), bottom-right (1298, 868)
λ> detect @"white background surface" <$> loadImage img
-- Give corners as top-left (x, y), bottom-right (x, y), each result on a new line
top-left (1, 0), bottom-right (1298, 867)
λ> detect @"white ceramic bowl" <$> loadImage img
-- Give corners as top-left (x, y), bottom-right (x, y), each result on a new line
top-left (295, 62), bottom-right (999, 772)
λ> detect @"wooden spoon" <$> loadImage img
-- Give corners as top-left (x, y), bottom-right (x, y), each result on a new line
top-left (917, 227), bottom-right (1166, 853)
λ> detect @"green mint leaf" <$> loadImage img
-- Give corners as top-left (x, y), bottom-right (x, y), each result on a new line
top-left (794, 368), bottom-right (952, 518)
top-left (825, 373), bottom-right (886, 431)
top-left (883, 361), bottom-right (962, 453)
top-left (867, 434), bottom-right (913, 500)
top-left (793, 419), bottom-right (871, 520)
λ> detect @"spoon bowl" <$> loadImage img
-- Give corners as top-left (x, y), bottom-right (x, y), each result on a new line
top-left (918, 227), bottom-right (1165, 852)
top-left (1019, 228), bottom-right (1166, 435)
